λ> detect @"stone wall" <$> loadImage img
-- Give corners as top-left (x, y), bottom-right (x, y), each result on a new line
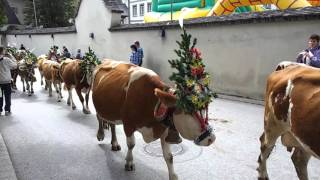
top-left (3, 0), bottom-right (320, 100)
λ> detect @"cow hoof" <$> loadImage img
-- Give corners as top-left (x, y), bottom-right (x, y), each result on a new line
top-left (125, 163), bottom-right (135, 171)
top-left (258, 177), bottom-right (269, 180)
top-left (111, 145), bottom-right (121, 151)
top-left (169, 174), bottom-right (178, 180)
top-left (67, 102), bottom-right (71, 106)
top-left (23, 90), bottom-right (25, 92)
top-left (31, 91), bottom-right (34, 94)
top-left (83, 109), bottom-right (91, 114)
top-left (28, 94), bottom-right (32, 96)
top-left (72, 106), bottom-right (76, 110)
top-left (57, 99), bottom-right (61, 102)
top-left (97, 131), bottom-right (105, 141)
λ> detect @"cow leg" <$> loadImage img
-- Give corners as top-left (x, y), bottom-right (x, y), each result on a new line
top-left (291, 148), bottom-right (311, 180)
top-left (22, 79), bottom-right (25, 92)
top-left (84, 90), bottom-right (91, 114)
top-left (58, 83), bottom-right (63, 99)
top-left (53, 83), bottom-right (61, 102)
top-left (96, 114), bottom-right (105, 141)
top-left (30, 79), bottom-right (34, 94)
top-left (40, 72), bottom-right (44, 86)
top-left (161, 132), bottom-right (178, 180)
top-left (75, 88), bottom-right (90, 114)
top-left (110, 124), bottom-right (121, 151)
top-left (68, 89), bottom-right (76, 110)
top-left (44, 79), bottom-right (48, 90)
top-left (27, 80), bottom-right (31, 96)
top-left (125, 134), bottom-right (135, 171)
top-left (257, 130), bottom-right (281, 180)
top-left (48, 81), bottom-right (53, 97)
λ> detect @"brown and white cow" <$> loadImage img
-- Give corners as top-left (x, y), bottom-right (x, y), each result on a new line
top-left (42, 60), bottom-right (63, 101)
top-left (37, 54), bottom-right (48, 89)
top-left (257, 62), bottom-right (320, 180)
top-left (92, 60), bottom-right (215, 180)
top-left (61, 59), bottom-right (94, 114)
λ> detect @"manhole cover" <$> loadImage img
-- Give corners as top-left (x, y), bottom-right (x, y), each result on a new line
top-left (144, 141), bottom-right (184, 157)
top-left (143, 140), bottom-right (203, 163)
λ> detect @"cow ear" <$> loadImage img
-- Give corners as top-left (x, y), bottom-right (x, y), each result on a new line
top-left (154, 88), bottom-right (177, 107)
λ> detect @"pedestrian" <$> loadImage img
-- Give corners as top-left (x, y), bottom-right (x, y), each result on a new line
top-left (19, 44), bottom-right (26, 50)
top-left (48, 47), bottom-right (59, 62)
top-left (62, 46), bottom-right (71, 58)
top-left (75, 49), bottom-right (83, 59)
top-left (134, 41), bottom-right (143, 66)
top-left (296, 34), bottom-right (320, 67)
top-left (0, 46), bottom-right (17, 116)
top-left (129, 44), bottom-right (140, 66)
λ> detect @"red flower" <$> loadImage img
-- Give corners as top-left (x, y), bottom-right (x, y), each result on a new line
top-left (191, 48), bottom-right (202, 60)
top-left (191, 67), bottom-right (198, 76)
top-left (198, 67), bottom-right (204, 75)
top-left (191, 66), bottom-right (204, 77)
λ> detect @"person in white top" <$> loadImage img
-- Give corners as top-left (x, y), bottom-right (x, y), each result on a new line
top-left (0, 46), bottom-right (17, 116)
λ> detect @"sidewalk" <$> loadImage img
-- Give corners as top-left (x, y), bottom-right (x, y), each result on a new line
top-left (0, 133), bottom-right (17, 180)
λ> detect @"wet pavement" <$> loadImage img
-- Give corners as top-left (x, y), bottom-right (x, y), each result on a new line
top-left (0, 71), bottom-right (319, 180)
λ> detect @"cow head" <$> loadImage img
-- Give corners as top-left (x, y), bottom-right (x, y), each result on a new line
top-left (80, 60), bottom-right (97, 85)
top-left (155, 88), bottom-right (215, 146)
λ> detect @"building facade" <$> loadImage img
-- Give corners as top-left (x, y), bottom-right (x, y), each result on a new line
top-left (128, 0), bottom-right (152, 24)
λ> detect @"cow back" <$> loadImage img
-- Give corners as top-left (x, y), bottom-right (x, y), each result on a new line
top-left (92, 60), bottom-right (167, 137)
top-left (266, 65), bottom-right (320, 157)
top-left (61, 59), bottom-right (91, 89)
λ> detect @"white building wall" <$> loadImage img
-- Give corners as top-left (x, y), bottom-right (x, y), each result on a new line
top-left (129, 0), bottom-right (152, 24)
top-left (4, 0), bottom-right (320, 99)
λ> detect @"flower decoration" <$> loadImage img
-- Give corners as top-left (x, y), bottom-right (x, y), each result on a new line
top-left (168, 29), bottom-right (217, 113)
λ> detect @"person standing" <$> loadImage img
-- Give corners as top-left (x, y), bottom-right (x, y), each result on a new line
top-left (75, 49), bottom-right (83, 60)
top-left (296, 34), bottom-right (320, 67)
top-left (0, 46), bottom-right (17, 116)
top-left (62, 46), bottom-right (71, 58)
top-left (129, 45), bottom-right (140, 66)
top-left (134, 41), bottom-right (143, 66)
top-left (19, 44), bottom-right (26, 50)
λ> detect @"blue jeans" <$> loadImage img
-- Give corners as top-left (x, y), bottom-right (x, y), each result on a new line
top-left (0, 83), bottom-right (12, 112)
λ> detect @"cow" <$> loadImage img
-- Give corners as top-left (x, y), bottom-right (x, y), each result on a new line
top-left (17, 58), bottom-right (36, 96)
top-left (42, 60), bottom-right (63, 101)
top-left (10, 50), bottom-right (26, 90)
top-left (61, 59), bottom-right (95, 114)
top-left (37, 54), bottom-right (48, 89)
top-left (92, 60), bottom-right (216, 180)
top-left (257, 62), bottom-right (320, 180)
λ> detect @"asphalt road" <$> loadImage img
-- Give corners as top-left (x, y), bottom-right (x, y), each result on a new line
top-left (0, 72), bottom-right (319, 180)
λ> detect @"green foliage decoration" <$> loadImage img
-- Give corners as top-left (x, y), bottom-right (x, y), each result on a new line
top-left (80, 47), bottom-right (101, 75)
top-left (168, 29), bottom-right (217, 113)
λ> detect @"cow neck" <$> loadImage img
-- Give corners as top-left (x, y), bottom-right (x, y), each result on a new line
top-left (153, 87), bottom-right (176, 129)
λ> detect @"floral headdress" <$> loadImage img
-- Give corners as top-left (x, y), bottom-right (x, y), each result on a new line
top-left (80, 47), bottom-right (101, 71)
top-left (168, 29), bottom-right (216, 114)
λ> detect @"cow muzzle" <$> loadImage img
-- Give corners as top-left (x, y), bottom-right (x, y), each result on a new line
top-left (194, 125), bottom-right (215, 146)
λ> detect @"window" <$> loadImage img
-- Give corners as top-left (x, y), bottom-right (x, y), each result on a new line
top-left (147, 3), bottom-right (152, 12)
top-left (140, 4), bottom-right (144, 16)
top-left (132, 5), bottom-right (137, 17)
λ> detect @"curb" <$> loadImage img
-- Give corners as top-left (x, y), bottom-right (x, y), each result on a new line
top-left (217, 94), bottom-right (264, 106)
top-left (0, 133), bottom-right (17, 180)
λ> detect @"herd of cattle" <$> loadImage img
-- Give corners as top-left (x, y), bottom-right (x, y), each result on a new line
top-left (9, 50), bottom-right (320, 180)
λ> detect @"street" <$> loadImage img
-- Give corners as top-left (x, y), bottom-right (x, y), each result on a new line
top-left (0, 71), bottom-right (319, 180)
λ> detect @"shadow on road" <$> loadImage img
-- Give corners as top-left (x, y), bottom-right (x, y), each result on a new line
top-left (98, 143), bottom-right (167, 180)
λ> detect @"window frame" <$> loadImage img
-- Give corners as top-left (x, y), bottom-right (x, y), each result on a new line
top-left (139, 3), bottom-right (145, 16)
top-left (132, 5), bottom-right (138, 17)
